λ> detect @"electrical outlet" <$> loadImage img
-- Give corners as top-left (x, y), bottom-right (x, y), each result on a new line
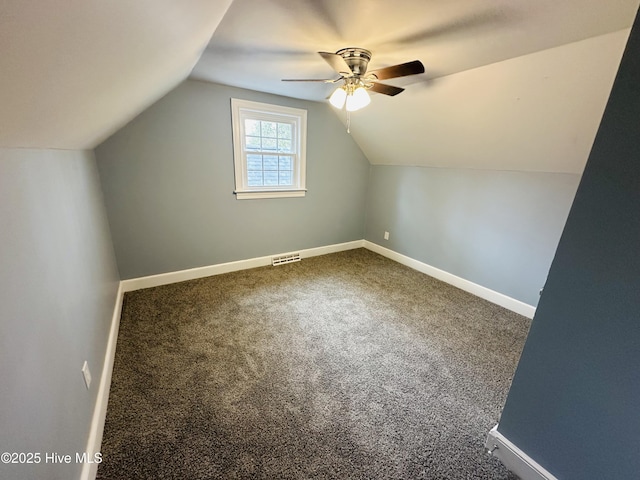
top-left (81, 361), bottom-right (92, 390)
top-left (384, 231), bottom-right (390, 240)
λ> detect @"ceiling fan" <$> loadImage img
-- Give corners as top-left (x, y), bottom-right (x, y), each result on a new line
top-left (282, 47), bottom-right (425, 112)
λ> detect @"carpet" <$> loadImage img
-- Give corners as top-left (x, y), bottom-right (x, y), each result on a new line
top-left (98, 248), bottom-right (528, 479)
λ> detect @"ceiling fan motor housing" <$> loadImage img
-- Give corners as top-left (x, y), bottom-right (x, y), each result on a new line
top-left (336, 47), bottom-right (372, 76)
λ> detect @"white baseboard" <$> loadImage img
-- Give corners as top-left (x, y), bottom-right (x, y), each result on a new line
top-left (79, 283), bottom-right (124, 480)
top-left (121, 240), bottom-right (365, 292)
top-left (362, 241), bottom-right (536, 319)
top-left (486, 425), bottom-right (557, 480)
top-left (120, 240), bottom-right (534, 319)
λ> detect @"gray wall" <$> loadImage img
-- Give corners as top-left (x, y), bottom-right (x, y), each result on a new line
top-left (0, 148), bottom-right (120, 480)
top-left (498, 8), bottom-right (640, 479)
top-left (364, 166), bottom-right (580, 306)
top-left (96, 80), bottom-right (370, 279)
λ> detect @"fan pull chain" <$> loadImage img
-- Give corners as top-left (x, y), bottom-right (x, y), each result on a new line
top-left (346, 111), bottom-right (351, 134)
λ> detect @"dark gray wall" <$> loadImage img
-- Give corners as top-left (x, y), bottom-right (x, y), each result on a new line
top-left (498, 8), bottom-right (640, 479)
top-left (0, 148), bottom-right (120, 480)
top-left (96, 80), bottom-right (370, 279)
top-left (365, 166), bottom-right (580, 306)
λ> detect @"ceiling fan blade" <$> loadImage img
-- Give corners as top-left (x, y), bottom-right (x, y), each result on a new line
top-left (281, 78), bottom-right (341, 83)
top-left (318, 51), bottom-right (353, 76)
top-left (369, 82), bottom-right (405, 96)
top-left (368, 60), bottom-right (425, 80)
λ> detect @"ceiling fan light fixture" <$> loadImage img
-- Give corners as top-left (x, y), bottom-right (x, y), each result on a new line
top-left (329, 86), bottom-right (347, 109)
top-left (346, 86), bottom-right (370, 112)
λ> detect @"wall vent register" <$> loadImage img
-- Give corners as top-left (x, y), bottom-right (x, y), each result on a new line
top-left (272, 253), bottom-right (301, 266)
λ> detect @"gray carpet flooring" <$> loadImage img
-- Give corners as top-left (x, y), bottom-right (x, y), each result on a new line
top-left (98, 248), bottom-right (528, 479)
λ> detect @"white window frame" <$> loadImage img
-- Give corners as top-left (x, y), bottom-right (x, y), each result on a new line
top-left (231, 98), bottom-right (307, 200)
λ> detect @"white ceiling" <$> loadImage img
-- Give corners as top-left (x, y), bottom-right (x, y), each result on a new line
top-left (0, 0), bottom-right (233, 149)
top-left (192, 0), bottom-right (638, 101)
top-left (346, 29), bottom-right (630, 173)
top-left (192, 0), bottom-right (639, 173)
top-left (1, 0), bottom-right (638, 172)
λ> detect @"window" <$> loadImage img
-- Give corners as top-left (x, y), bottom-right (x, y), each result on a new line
top-left (231, 98), bottom-right (307, 199)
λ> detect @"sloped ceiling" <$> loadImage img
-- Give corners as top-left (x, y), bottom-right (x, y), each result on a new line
top-left (2, 0), bottom-right (638, 170)
top-left (0, 0), bottom-right (233, 149)
top-left (346, 30), bottom-right (630, 173)
top-left (193, 0), bottom-right (640, 173)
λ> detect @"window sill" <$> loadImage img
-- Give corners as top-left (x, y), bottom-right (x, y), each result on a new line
top-left (234, 189), bottom-right (307, 200)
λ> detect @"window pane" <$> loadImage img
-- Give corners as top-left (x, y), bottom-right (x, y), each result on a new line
top-left (264, 171), bottom-right (278, 185)
top-left (277, 139), bottom-right (292, 153)
top-left (261, 121), bottom-right (277, 138)
top-left (263, 156), bottom-right (278, 170)
top-left (245, 119), bottom-right (261, 137)
top-left (278, 123), bottom-right (292, 139)
top-left (245, 135), bottom-right (261, 150)
top-left (247, 171), bottom-right (263, 186)
top-left (262, 138), bottom-right (277, 151)
top-left (279, 156), bottom-right (292, 170)
top-left (279, 171), bottom-right (293, 185)
top-left (247, 154), bottom-right (262, 171)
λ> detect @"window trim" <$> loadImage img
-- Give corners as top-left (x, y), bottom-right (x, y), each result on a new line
top-left (231, 98), bottom-right (307, 200)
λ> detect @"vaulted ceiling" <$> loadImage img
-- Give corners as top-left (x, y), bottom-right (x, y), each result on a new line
top-left (0, 0), bottom-right (233, 149)
top-left (193, 0), bottom-right (636, 101)
top-left (2, 0), bottom-right (638, 173)
top-left (192, 0), bottom-right (639, 173)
